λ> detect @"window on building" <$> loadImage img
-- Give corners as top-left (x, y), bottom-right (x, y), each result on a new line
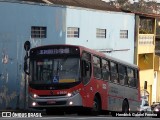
top-left (67, 27), bottom-right (79, 38)
top-left (120, 30), bottom-right (128, 39)
top-left (31, 26), bottom-right (47, 38)
top-left (96, 28), bottom-right (106, 38)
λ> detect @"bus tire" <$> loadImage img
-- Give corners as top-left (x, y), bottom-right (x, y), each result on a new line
top-left (111, 111), bottom-right (116, 117)
top-left (91, 96), bottom-right (100, 116)
top-left (122, 100), bottom-right (129, 114)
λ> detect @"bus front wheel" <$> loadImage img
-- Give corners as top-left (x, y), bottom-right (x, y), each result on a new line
top-left (91, 97), bottom-right (101, 116)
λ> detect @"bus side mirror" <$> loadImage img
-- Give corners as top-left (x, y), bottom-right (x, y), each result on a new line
top-left (24, 41), bottom-right (31, 52)
top-left (24, 54), bottom-right (30, 75)
top-left (24, 41), bottom-right (31, 75)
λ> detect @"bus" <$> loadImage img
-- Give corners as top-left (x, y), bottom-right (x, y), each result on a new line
top-left (24, 42), bottom-right (141, 115)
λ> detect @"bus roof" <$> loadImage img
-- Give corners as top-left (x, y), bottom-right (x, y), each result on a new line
top-left (31, 44), bottom-right (138, 69)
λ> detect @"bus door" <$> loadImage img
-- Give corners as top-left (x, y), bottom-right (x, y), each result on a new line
top-left (81, 52), bottom-right (93, 107)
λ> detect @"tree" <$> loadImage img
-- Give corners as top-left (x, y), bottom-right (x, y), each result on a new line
top-left (108, 0), bottom-right (160, 14)
top-left (114, 0), bottom-right (131, 10)
top-left (147, 1), bottom-right (158, 14)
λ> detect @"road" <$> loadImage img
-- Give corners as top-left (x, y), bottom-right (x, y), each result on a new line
top-left (0, 113), bottom-right (158, 120)
top-left (0, 116), bottom-right (157, 120)
top-left (0, 110), bottom-right (159, 119)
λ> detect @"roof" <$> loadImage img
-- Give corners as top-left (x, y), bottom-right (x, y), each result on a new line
top-left (133, 11), bottom-right (160, 18)
top-left (12, 0), bottom-right (160, 18)
top-left (18, 0), bottom-right (122, 12)
top-left (18, 0), bottom-right (46, 3)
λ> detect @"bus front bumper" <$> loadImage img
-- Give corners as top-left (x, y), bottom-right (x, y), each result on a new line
top-left (28, 93), bottom-right (83, 109)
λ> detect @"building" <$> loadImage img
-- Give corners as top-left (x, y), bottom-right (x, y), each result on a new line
top-left (0, 0), bottom-right (159, 109)
top-left (134, 13), bottom-right (159, 104)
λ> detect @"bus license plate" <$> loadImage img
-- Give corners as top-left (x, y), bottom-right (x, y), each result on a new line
top-left (47, 100), bottom-right (56, 104)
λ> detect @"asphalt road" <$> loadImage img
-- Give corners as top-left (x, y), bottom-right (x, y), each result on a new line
top-left (0, 114), bottom-right (159, 120)
top-left (0, 116), bottom-right (158, 120)
top-left (0, 111), bottom-right (159, 120)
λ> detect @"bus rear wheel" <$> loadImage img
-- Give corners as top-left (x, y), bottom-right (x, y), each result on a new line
top-left (122, 100), bottom-right (129, 114)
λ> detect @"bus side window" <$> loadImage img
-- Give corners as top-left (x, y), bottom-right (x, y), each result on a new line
top-left (127, 68), bottom-right (136, 87)
top-left (102, 59), bottom-right (110, 81)
top-left (93, 56), bottom-right (102, 79)
top-left (110, 61), bottom-right (118, 83)
top-left (81, 52), bottom-right (91, 84)
top-left (82, 60), bottom-right (90, 77)
top-left (118, 64), bottom-right (127, 85)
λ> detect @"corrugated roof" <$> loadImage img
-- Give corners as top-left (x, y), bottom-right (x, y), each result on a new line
top-left (133, 11), bottom-right (160, 18)
top-left (18, 0), bottom-right (122, 12)
top-left (13, 0), bottom-right (160, 17)
top-left (49, 0), bottom-right (121, 11)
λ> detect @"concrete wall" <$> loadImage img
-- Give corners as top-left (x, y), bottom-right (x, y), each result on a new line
top-left (66, 7), bottom-right (135, 64)
top-left (0, 1), bottom-right (66, 109)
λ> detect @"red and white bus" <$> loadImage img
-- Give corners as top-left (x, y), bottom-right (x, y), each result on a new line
top-left (24, 43), bottom-right (141, 115)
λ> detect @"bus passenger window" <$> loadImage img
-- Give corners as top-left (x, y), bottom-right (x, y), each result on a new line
top-left (93, 56), bottom-right (102, 79)
top-left (81, 52), bottom-right (91, 84)
top-left (102, 59), bottom-right (110, 81)
top-left (124, 76), bottom-right (129, 86)
top-left (118, 64), bottom-right (127, 85)
top-left (127, 68), bottom-right (136, 87)
top-left (110, 62), bottom-right (118, 83)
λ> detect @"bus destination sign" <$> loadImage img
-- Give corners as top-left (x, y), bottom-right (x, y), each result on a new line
top-left (30, 46), bottom-right (80, 56)
top-left (38, 48), bottom-right (70, 55)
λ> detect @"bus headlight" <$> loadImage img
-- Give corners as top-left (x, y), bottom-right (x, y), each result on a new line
top-left (67, 93), bottom-right (72, 97)
top-left (67, 90), bottom-right (79, 97)
top-left (69, 101), bottom-right (73, 105)
top-left (30, 93), bottom-right (39, 98)
top-left (154, 108), bottom-right (159, 112)
top-left (32, 102), bottom-right (37, 106)
top-left (33, 94), bottom-right (38, 98)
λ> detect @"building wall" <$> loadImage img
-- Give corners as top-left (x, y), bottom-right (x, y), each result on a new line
top-left (66, 7), bottom-right (135, 64)
top-left (157, 71), bottom-right (160, 102)
top-left (135, 15), bottom-right (157, 104)
top-left (0, 1), bottom-right (66, 109)
top-left (154, 55), bottom-right (160, 102)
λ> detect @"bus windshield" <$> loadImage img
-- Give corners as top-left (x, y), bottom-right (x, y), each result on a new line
top-left (30, 57), bottom-right (80, 84)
